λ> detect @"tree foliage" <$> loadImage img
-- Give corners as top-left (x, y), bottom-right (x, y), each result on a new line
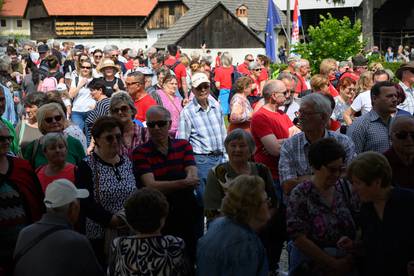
top-left (293, 14), bottom-right (365, 73)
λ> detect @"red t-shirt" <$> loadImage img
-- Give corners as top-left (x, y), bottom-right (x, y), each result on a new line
top-left (174, 63), bottom-right (187, 89)
top-left (258, 68), bottom-right (269, 82)
top-left (251, 107), bottom-right (293, 179)
top-left (328, 83), bottom-right (339, 97)
top-left (237, 63), bottom-right (250, 76)
top-left (36, 163), bottom-right (76, 192)
top-left (125, 60), bottom-right (134, 70)
top-left (250, 76), bottom-right (261, 96)
top-left (215, 56), bottom-right (221, 67)
top-left (295, 73), bottom-right (308, 94)
top-left (164, 56), bottom-right (176, 67)
top-left (134, 94), bottom-right (157, 122)
top-left (214, 66), bottom-right (234, 89)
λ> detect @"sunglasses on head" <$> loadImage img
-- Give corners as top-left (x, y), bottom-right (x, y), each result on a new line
top-left (147, 120), bottom-right (169, 128)
top-left (103, 133), bottom-right (122, 143)
top-left (0, 135), bottom-right (13, 143)
top-left (394, 131), bottom-right (414, 140)
top-left (44, 115), bottom-right (63, 124)
top-left (112, 105), bottom-right (129, 114)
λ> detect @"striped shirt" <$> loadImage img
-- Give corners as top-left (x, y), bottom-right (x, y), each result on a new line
top-left (176, 97), bottom-right (227, 155)
top-left (85, 98), bottom-right (110, 142)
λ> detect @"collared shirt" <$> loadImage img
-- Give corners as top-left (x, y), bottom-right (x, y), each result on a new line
top-left (177, 97), bottom-right (227, 155)
top-left (279, 130), bottom-right (355, 184)
top-left (398, 81), bottom-right (414, 114)
top-left (383, 147), bottom-right (414, 189)
top-left (346, 110), bottom-right (391, 154)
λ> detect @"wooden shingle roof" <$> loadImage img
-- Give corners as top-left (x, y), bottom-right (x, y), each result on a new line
top-left (0, 0), bottom-right (28, 17)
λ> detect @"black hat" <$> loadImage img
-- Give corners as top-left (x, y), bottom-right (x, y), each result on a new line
top-left (38, 44), bottom-right (49, 53)
top-left (352, 54), bottom-right (368, 67)
top-left (74, 44), bottom-right (84, 51)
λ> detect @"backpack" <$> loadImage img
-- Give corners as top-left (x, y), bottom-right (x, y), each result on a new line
top-left (170, 61), bottom-right (181, 72)
top-left (228, 66), bottom-right (244, 103)
top-left (38, 76), bottom-right (57, 92)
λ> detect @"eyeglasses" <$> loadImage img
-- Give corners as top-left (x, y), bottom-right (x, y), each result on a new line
top-left (44, 115), bottom-right (63, 124)
top-left (102, 133), bottom-right (122, 144)
top-left (0, 135), bottom-right (13, 143)
top-left (125, 82), bottom-right (139, 86)
top-left (81, 66), bottom-right (91, 69)
top-left (111, 105), bottom-right (129, 114)
top-left (94, 55), bottom-right (103, 58)
top-left (247, 59), bottom-right (254, 62)
top-left (111, 54), bottom-right (119, 58)
top-left (274, 90), bottom-right (289, 97)
top-left (254, 68), bottom-right (262, 72)
top-left (147, 120), bottom-right (170, 128)
top-left (394, 131), bottom-right (414, 140)
top-left (195, 83), bottom-right (210, 91)
top-left (324, 165), bottom-right (346, 174)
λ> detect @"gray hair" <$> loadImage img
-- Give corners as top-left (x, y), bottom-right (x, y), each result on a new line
top-left (294, 60), bottom-right (307, 70)
top-left (37, 103), bottom-right (66, 135)
top-left (41, 132), bottom-right (67, 153)
top-left (277, 72), bottom-right (293, 81)
top-left (190, 50), bottom-right (201, 61)
top-left (262, 80), bottom-right (286, 101)
top-left (300, 93), bottom-right (332, 116)
top-left (221, 52), bottom-right (233, 67)
top-left (109, 91), bottom-right (137, 119)
top-left (127, 71), bottom-right (145, 85)
top-left (248, 61), bottom-right (261, 71)
top-left (103, 44), bottom-right (119, 55)
top-left (224, 128), bottom-right (256, 155)
top-left (146, 105), bottom-right (171, 121)
top-left (0, 55), bottom-right (11, 72)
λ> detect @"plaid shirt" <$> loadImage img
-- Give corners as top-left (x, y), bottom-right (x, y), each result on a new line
top-left (279, 130), bottom-right (356, 184)
top-left (177, 97), bottom-right (227, 155)
top-left (346, 110), bottom-right (391, 154)
top-left (398, 82), bottom-right (414, 114)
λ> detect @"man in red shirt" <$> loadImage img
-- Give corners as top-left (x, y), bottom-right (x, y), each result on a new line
top-left (251, 80), bottom-right (298, 199)
top-left (165, 44), bottom-right (188, 99)
top-left (237, 54), bottom-right (254, 75)
top-left (125, 71), bottom-right (157, 123)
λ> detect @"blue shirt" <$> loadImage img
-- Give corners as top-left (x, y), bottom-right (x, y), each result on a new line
top-left (1, 83), bottom-right (16, 125)
top-left (197, 217), bottom-right (268, 276)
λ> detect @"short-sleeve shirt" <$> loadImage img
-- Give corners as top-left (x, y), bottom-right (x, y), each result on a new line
top-left (173, 63), bottom-right (187, 89)
top-left (70, 76), bottom-right (95, 112)
top-left (287, 180), bottom-right (356, 247)
top-left (36, 163), bottom-right (76, 192)
top-left (214, 66), bottom-right (233, 89)
top-left (350, 90), bottom-right (372, 115)
top-left (258, 68), bottom-right (269, 82)
top-left (134, 94), bottom-right (157, 122)
top-left (237, 63), bottom-right (250, 76)
top-left (251, 107), bottom-right (292, 179)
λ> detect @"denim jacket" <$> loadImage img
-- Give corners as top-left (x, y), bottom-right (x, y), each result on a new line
top-left (197, 217), bottom-right (268, 276)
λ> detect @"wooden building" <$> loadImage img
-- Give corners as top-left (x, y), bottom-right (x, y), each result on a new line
top-left (25, 0), bottom-right (157, 41)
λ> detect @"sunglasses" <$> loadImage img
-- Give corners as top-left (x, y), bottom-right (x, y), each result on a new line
top-left (147, 120), bottom-right (170, 128)
top-left (94, 55), bottom-right (102, 58)
top-left (247, 59), bottom-right (254, 62)
top-left (254, 68), bottom-right (262, 71)
top-left (103, 133), bottom-right (122, 143)
top-left (112, 105), bottom-right (129, 114)
top-left (44, 115), bottom-right (63, 124)
top-left (81, 66), bottom-right (91, 69)
top-left (125, 82), bottom-right (139, 86)
top-left (0, 135), bottom-right (13, 143)
top-left (111, 54), bottom-right (119, 58)
top-left (394, 131), bottom-right (414, 140)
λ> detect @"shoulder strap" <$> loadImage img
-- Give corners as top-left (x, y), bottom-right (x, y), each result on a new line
top-left (75, 76), bottom-right (79, 87)
top-left (30, 139), bottom-right (40, 169)
top-left (14, 225), bottom-right (67, 265)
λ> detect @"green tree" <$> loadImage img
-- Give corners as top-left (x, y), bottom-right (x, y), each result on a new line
top-left (293, 14), bottom-right (365, 73)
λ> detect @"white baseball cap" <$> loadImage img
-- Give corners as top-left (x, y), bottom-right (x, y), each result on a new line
top-left (191, 72), bottom-right (210, 88)
top-left (44, 179), bottom-right (89, 208)
top-left (56, 83), bottom-right (67, 92)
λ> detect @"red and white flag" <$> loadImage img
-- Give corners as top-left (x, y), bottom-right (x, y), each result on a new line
top-left (291, 0), bottom-right (301, 45)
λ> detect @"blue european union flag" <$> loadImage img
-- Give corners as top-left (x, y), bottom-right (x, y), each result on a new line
top-left (265, 0), bottom-right (281, 63)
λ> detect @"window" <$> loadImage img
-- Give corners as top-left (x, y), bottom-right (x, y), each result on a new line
top-left (17, 20), bottom-right (22, 28)
top-left (0, 19), bottom-right (6, 27)
top-left (169, 5), bottom-right (175, 16)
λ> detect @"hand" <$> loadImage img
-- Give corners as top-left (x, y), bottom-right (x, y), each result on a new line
top-left (182, 176), bottom-right (199, 188)
top-left (288, 125), bottom-right (301, 137)
top-left (408, 261), bottom-right (414, 276)
top-left (86, 145), bottom-right (94, 155)
top-left (78, 78), bottom-right (88, 88)
top-left (337, 236), bottom-right (354, 251)
top-left (182, 98), bottom-right (189, 106)
top-left (21, 59), bottom-right (27, 70)
top-left (113, 82), bottom-right (119, 91)
top-left (13, 96), bottom-right (20, 104)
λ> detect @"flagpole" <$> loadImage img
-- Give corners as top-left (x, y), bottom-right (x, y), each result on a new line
top-left (287, 0), bottom-right (291, 56)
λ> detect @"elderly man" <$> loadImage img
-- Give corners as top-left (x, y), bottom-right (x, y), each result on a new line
top-left (125, 71), bottom-right (157, 123)
top-left (103, 44), bottom-right (126, 74)
top-left (149, 53), bottom-right (164, 85)
top-left (251, 80), bottom-right (297, 200)
top-left (396, 62), bottom-right (414, 114)
top-left (347, 81), bottom-right (398, 154)
top-left (132, 106), bottom-right (201, 264)
top-left (279, 93), bottom-right (355, 195)
top-left (177, 72), bottom-right (227, 200)
top-left (14, 179), bottom-right (102, 276)
top-left (383, 116), bottom-right (414, 189)
top-left (237, 54), bottom-right (254, 75)
top-left (277, 72), bottom-right (301, 121)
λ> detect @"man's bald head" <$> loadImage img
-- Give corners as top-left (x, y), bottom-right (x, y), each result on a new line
top-left (262, 80), bottom-right (286, 101)
top-left (391, 116), bottom-right (414, 133)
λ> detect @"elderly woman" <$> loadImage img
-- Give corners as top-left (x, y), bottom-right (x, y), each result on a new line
top-left (287, 138), bottom-right (356, 275)
top-left (319, 58), bottom-right (339, 97)
top-left (15, 92), bottom-right (46, 148)
top-left (204, 129), bottom-right (282, 271)
top-left (0, 122), bottom-right (44, 274)
top-left (76, 116), bottom-right (136, 265)
top-left (21, 103), bottom-right (85, 169)
top-left (152, 74), bottom-right (183, 137)
top-left (198, 175), bottom-right (270, 276)
top-left (214, 52), bottom-right (234, 115)
top-left (69, 58), bottom-right (95, 132)
top-left (228, 76), bottom-right (254, 132)
top-left (108, 188), bottom-right (191, 275)
top-left (332, 77), bottom-right (356, 126)
top-left (108, 91), bottom-right (147, 157)
top-left (348, 152), bottom-right (414, 276)
top-left (35, 132), bottom-right (76, 192)
top-left (98, 58), bottom-right (125, 97)
top-left (248, 61), bottom-right (263, 99)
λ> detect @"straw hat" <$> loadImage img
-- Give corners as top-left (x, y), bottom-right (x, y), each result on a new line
top-left (396, 61), bottom-right (414, 80)
top-left (97, 58), bottom-right (120, 73)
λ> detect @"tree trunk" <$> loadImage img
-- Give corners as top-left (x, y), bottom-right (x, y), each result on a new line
top-left (362, 0), bottom-right (374, 50)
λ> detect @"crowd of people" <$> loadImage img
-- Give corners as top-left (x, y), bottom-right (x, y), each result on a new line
top-left (1, 39), bottom-right (414, 276)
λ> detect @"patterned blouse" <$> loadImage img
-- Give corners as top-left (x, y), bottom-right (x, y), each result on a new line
top-left (108, 235), bottom-right (190, 276)
top-left (332, 97), bottom-right (350, 126)
top-left (119, 123), bottom-right (148, 159)
top-left (287, 180), bottom-right (356, 248)
top-left (229, 93), bottom-right (253, 124)
top-left (76, 153), bottom-right (136, 239)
